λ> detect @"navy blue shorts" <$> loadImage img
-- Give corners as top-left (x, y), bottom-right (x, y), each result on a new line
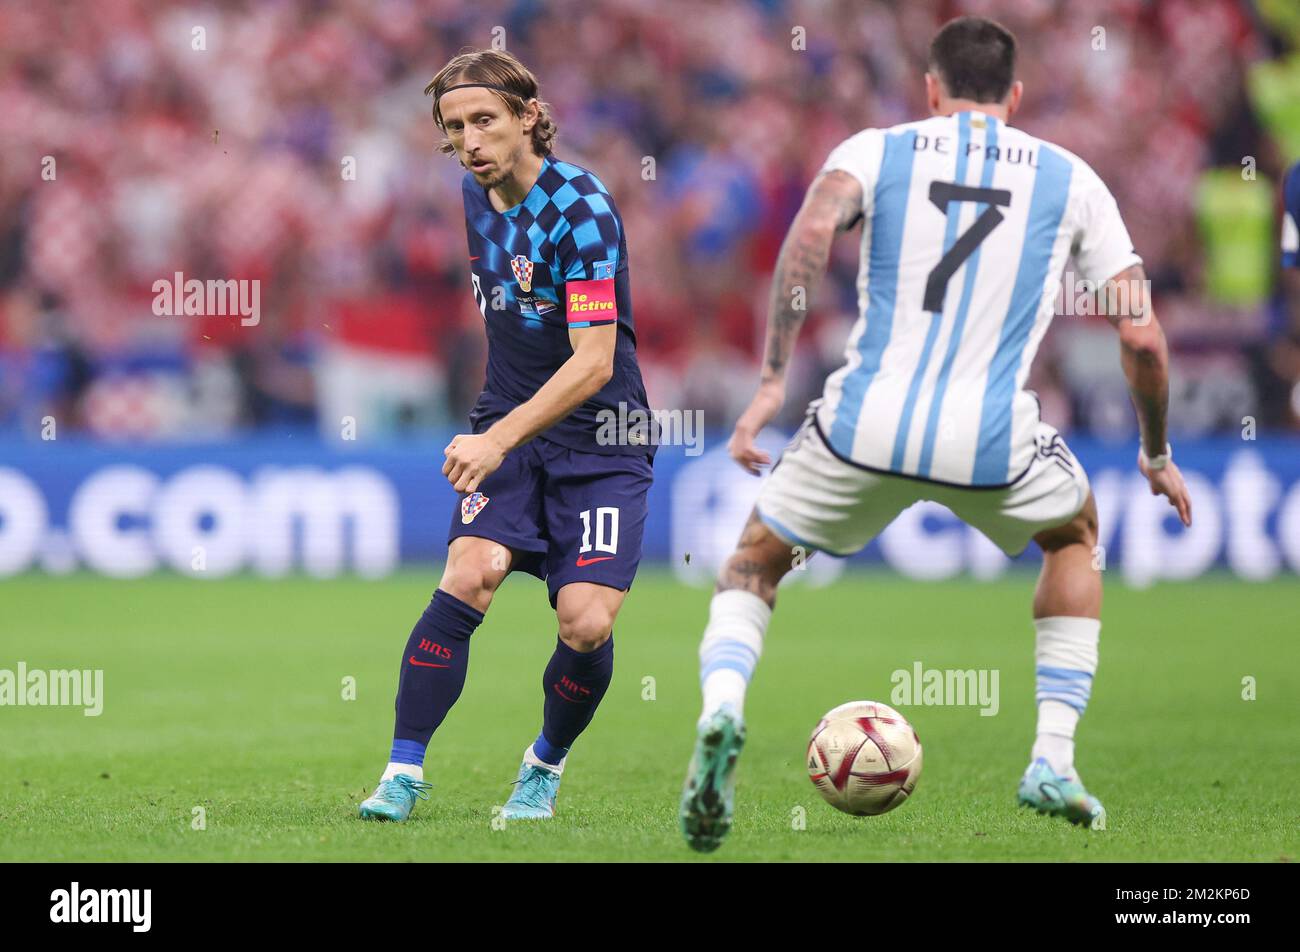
top-left (447, 438), bottom-right (654, 606)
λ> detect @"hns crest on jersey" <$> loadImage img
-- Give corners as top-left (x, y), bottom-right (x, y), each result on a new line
top-left (593, 260), bottom-right (615, 281)
top-left (511, 255), bottom-right (534, 293)
top-left (461, 491), bottom-right (490, 524)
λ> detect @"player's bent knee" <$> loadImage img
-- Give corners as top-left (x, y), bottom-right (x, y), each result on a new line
top-left (439, 550), bottom-right (507, 612)
top-left (556, 605), bottom-right (614, 652)
top-left (1035, 492), bottom-right (1099, 554)
top-left (438, 570), bottom-right (496, 612)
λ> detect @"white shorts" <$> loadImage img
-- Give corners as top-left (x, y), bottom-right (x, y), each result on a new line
top-left (756, 418), bottom-right (1090, 558)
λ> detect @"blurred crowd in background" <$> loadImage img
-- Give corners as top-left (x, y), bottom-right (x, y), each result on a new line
top-left (2, 0), bottom-right (1300, 444)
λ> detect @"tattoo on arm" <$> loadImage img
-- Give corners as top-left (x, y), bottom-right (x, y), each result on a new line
top-left (762, 170), bottom-right (863, 383)
top-left (1132, 386), bottom-right (1168, 454)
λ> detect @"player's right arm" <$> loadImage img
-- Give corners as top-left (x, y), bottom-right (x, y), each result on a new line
top-left (1098, 264), bottom-right (1192, 526)
top-left (730, 169), bottom-right (863, 474)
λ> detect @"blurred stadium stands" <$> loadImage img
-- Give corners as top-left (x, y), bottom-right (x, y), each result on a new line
top-left (1, 0), bottom-right (1299, 445)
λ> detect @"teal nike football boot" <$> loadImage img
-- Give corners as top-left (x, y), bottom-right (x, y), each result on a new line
top-left (1017, 757), bottom-right (1106, 829)
top-left (502, 756), bottom-right (563, 820)
top-left (680, 703), bottom-right (747, 853)
top-left (358, 773), bottom-right (432, 822)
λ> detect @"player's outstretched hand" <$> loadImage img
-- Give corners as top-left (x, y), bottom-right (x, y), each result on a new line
top-left (1138, 455), bottom-right (1193, 527)
top-left (729, 380), bottom-right (785, 475)
top-left (443, 432), bottom-right (507, 494)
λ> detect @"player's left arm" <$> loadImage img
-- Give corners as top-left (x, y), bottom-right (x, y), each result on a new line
top-left (442, 324), bottom-right (616, 493)
top-left (1074, 163), bottom-right (1190, 526)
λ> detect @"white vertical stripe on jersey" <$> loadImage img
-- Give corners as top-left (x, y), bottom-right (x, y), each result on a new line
top-left (900, 112), bottom-right (994, 475)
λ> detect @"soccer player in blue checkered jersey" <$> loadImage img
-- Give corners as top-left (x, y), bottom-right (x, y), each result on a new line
top-left (359, 50), bottom-right (654, 822)
top-left (679, 16), bottom-right (1194, 851)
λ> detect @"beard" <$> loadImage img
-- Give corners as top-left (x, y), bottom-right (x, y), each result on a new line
top-left (478, 168), bottom-right (511, 190)
top-left (472, 141), bottom-right (525, 191)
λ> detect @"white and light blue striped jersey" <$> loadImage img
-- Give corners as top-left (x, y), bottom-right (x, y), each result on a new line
top-left (814, 110), bottom-right (1141, 487)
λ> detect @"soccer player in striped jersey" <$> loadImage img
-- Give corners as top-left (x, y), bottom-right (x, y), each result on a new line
top-left (680, 16), bottom-right (1193, 851)
top-left (359, 50), bottom-right (654, 823)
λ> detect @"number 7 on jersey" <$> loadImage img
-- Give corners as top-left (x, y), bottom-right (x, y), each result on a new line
top-left (924, 181), bottom-right (1012, 313)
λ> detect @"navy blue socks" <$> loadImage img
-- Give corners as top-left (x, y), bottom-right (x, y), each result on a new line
top-left (390, 589), bottom-right (484, 765)
top-left (389, 593), bottom-right (615, 772)
top-left (533, 635), bottom-right (615, 765)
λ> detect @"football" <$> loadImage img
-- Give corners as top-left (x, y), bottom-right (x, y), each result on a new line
top-left (806, 701), bottom-right (923, 816)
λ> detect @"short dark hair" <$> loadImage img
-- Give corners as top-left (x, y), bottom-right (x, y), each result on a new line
top-left (928, 16), bottom-right (1017, 104)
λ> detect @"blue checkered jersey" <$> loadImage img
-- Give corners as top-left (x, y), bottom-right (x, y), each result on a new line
top-left (1283, 159), bottom-right (1300, 269)
top-left (461, 155), bottom-right (652, 456)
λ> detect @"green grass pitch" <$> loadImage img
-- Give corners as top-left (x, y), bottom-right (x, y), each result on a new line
top-left (1, 570), bottom-right (1295, 862)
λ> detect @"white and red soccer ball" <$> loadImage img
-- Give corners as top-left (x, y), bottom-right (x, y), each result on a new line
top-left (807, 701), bottom-right (922, 816)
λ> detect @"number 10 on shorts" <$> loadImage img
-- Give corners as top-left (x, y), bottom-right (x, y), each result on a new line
top-left (579, 507), bottom-right (620, 555)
